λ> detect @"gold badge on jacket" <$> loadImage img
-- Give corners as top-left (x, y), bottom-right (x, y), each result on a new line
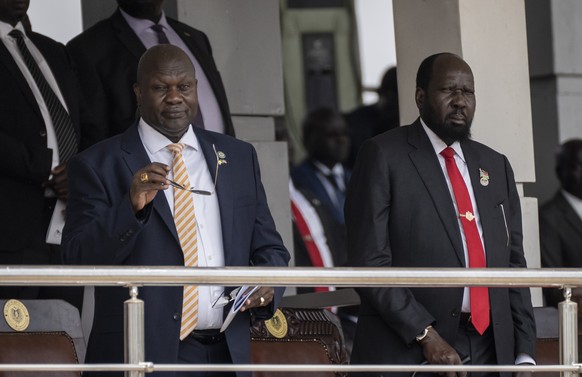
top-left (265, 309), bottom-right (288, 338)
top-left (3, 299), bottom-right (30, 331)
top-left (479, 168), bottom-right (490, 186)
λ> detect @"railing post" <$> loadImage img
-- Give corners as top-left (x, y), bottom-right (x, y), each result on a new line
top-left (125, 286), bottom-right (145, 377)
top-left (559, 287), bottom-right (578, 377)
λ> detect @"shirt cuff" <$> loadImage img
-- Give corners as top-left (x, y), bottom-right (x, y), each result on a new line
top-left (515, 353), bottom-right (536, 365)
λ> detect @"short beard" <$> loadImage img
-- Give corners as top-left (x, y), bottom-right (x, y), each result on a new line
top-left (429, 119), bottom-right (472, 145)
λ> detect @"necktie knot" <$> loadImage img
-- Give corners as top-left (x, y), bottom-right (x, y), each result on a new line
top-left (440, 147), bottom-right (455, 159)
top-left (151, 24), bottom-right (170, 44)
top-left (8, 29), bottom-right (23, 40)
top-left (167, 143), bottom-right (185, 156)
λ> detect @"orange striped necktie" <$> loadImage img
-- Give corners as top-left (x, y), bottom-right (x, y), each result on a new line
top-left (167, 143), bottom-right (199, 340)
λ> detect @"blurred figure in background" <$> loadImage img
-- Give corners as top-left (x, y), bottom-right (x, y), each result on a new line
top-left (290, 107), bottom-right (356, 354)
top-left (345, 66), bottom-right (399, 168)
top-left (540, 139), bottom-right (582, 307)
top-left (67, 0), bottom-right (235, 143)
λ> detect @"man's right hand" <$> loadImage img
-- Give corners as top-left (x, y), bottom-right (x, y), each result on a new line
top-left (418, 327), bottom-right (466, 377)
top-left (130, 163), bottom-right (171, 213)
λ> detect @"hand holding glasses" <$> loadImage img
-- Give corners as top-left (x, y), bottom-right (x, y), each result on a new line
top-left (168, 144), bottom-right (221, 196)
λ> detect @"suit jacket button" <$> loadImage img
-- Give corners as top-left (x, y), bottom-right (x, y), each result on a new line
top-left (451, 309), bottom-right (460, 317)
top-left (39, 130), bottom-right (47, 137)
top-left (173, 313), bottom-right (181, 321)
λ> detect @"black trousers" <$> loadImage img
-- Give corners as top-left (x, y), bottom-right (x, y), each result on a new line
top-left (178, 335), bottom-right (236, 377)
top-left (454, 321), bottom-right (498, 377)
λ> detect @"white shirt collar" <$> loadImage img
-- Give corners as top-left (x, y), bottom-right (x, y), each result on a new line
top-left (312, 160), bottom-right (344, 178)
top-left (119, 7), bottom-right (170, 35)
top-left (138, 118), bottom-right (199, 154)
top-left (561, 189), bottom-right (582, 220)
top-left (420, 117), bottom-right (466, 163)
top-left (0, 20), bottom-right (25, 39)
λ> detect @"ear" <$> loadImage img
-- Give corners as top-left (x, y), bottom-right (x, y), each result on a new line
top-left (133, 83), bottom-right (141, 106)
top-left (415, 87), bottom-right (424, 112)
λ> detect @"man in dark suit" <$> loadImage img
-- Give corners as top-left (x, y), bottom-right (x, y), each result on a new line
top-left (346, 53), bottom-right (535, 377)
top-left (292, 107), bottom-right (351, 225)
top-left (0, 0), bottom-right (94, 310)
top-left (62, 45), bottom-right (289, 376)
top-left (67, 0), bottom-right (235, 142)
top-left (540, 139), bottom-right (582, 307)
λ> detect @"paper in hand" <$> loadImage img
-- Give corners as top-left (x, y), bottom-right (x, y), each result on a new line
top-left (220, 285), bottom-right (259, 332)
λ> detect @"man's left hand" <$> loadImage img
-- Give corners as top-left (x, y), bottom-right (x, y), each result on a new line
top-left (240, 286), bottom-right (275, 312)
top-left (45, 163), bottom-right (69, 200)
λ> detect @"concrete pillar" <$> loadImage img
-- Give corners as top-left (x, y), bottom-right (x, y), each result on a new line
top-left (176, 1), bottom-right (293, 263)
top-left (393, 0), bottom-right (541, 305)
top-left (525, 0), bottom-right (582, 204)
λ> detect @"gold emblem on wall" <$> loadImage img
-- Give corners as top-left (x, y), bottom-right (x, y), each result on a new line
top-left (264, 309), bottom-right (288, 338)
top-left (3, 299), bottom-right (30, 331)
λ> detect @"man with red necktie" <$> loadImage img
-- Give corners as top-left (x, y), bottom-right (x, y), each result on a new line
top-left (346, 53), bottom-right (536, 377)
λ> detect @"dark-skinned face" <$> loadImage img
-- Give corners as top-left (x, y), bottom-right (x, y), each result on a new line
top-left (307, 115), bottom-right (350, 168)
top-left (134, 57), bottom-right (198, 143)
top-left (0, 0), bottom-right (29, 27)
top-left (416, 55), bottom-right (476, 145)
top-left (117, 0), bottom-right (163, 21)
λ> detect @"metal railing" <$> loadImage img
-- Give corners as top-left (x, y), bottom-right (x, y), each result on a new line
top-left (0, 266), bottom-right (581, 376)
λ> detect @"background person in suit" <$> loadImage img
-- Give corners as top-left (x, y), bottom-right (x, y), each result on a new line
top-left (346, 52), bottom-right (535, 377)
top-left (0, 0), bottom-right (94, 312)
top-left (540, 139), bottom-right (582, 307)
top-left (67, 0), bottom-right (235, 143)
top-left (344, 66), bottom-right (400, 168)
top-left (291, 107), bottom-right (351, 226)
top-left (62, 45), bottom-right (289, 377)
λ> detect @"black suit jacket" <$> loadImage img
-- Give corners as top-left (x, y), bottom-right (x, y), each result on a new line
top-left (66, 9), bottom-right (235, 141)
top-left (345, 119), bottom-right (536, 376)
top-left (0, 30), bottom-right (96, 251)
top-left (540, 191), bottom-right (582, 306)
top-left (62, 124), bottom-right (289, 377)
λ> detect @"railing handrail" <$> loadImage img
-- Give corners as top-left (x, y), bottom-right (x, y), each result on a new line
top-left (0, 266), bottom-right (581, 287)
top-left (0, 266), bottom-right (579, 376)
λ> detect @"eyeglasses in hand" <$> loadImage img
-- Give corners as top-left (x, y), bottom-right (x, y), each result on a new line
top-left (168, 144), bottom-right (221, 196)
top-left (211, 287), bottom-right (241, 309)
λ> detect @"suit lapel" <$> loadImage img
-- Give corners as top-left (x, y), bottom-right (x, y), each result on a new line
top-left (111, 10), bottom-right (146, 60)
top-left (120, 125), bottom-right (178, 243)
top-left (462, 141), bottom-right (501, 267)
top-left (407, 120), bottom-right (466, 265)
top-left (0, 41), bottom-right (43, 118)
top-left (194, 129), bottom-right (235, 264)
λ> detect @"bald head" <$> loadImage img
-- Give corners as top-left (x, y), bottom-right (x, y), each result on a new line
top-left (136, 44), bottom-right (196, 86)
top-left (134, 45), bottom-right (199, 142)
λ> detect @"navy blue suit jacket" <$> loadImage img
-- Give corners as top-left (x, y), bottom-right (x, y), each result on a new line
top-left (291, 160), bottom-right (351, 224)
top-left (62, 125), bottom-right (289, 376)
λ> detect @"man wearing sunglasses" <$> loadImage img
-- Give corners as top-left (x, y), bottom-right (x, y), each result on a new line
top-left (62, 44), bottom-right (290, 377)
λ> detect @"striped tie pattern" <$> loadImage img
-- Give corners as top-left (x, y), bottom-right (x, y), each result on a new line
top-left (9, 29), bottom-right (78, 162)
top-left (167, 143), bottom-right (199, 340)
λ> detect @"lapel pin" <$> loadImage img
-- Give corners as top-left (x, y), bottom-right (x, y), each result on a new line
top-left (217, 150), bottom-right (227, 165)
top-left (479, 168), bottom-right (489, 186)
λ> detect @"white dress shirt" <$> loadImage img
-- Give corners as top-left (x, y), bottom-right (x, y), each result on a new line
top-left (562, 190), bottom-right (582, 221)
top-left (421, 119), bottom-right (486, 313)
top-left (421, 119), bottom-right (535, 365)
top-left (312, 160), bottom-right (346, 209)
top-left (121, 9), bottom-right (226, 134)
top-left (138, 119), bottom-right (225, 330)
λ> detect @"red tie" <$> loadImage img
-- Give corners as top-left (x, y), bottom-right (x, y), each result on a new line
top-left (440, 147), bottom-right (490, 335)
